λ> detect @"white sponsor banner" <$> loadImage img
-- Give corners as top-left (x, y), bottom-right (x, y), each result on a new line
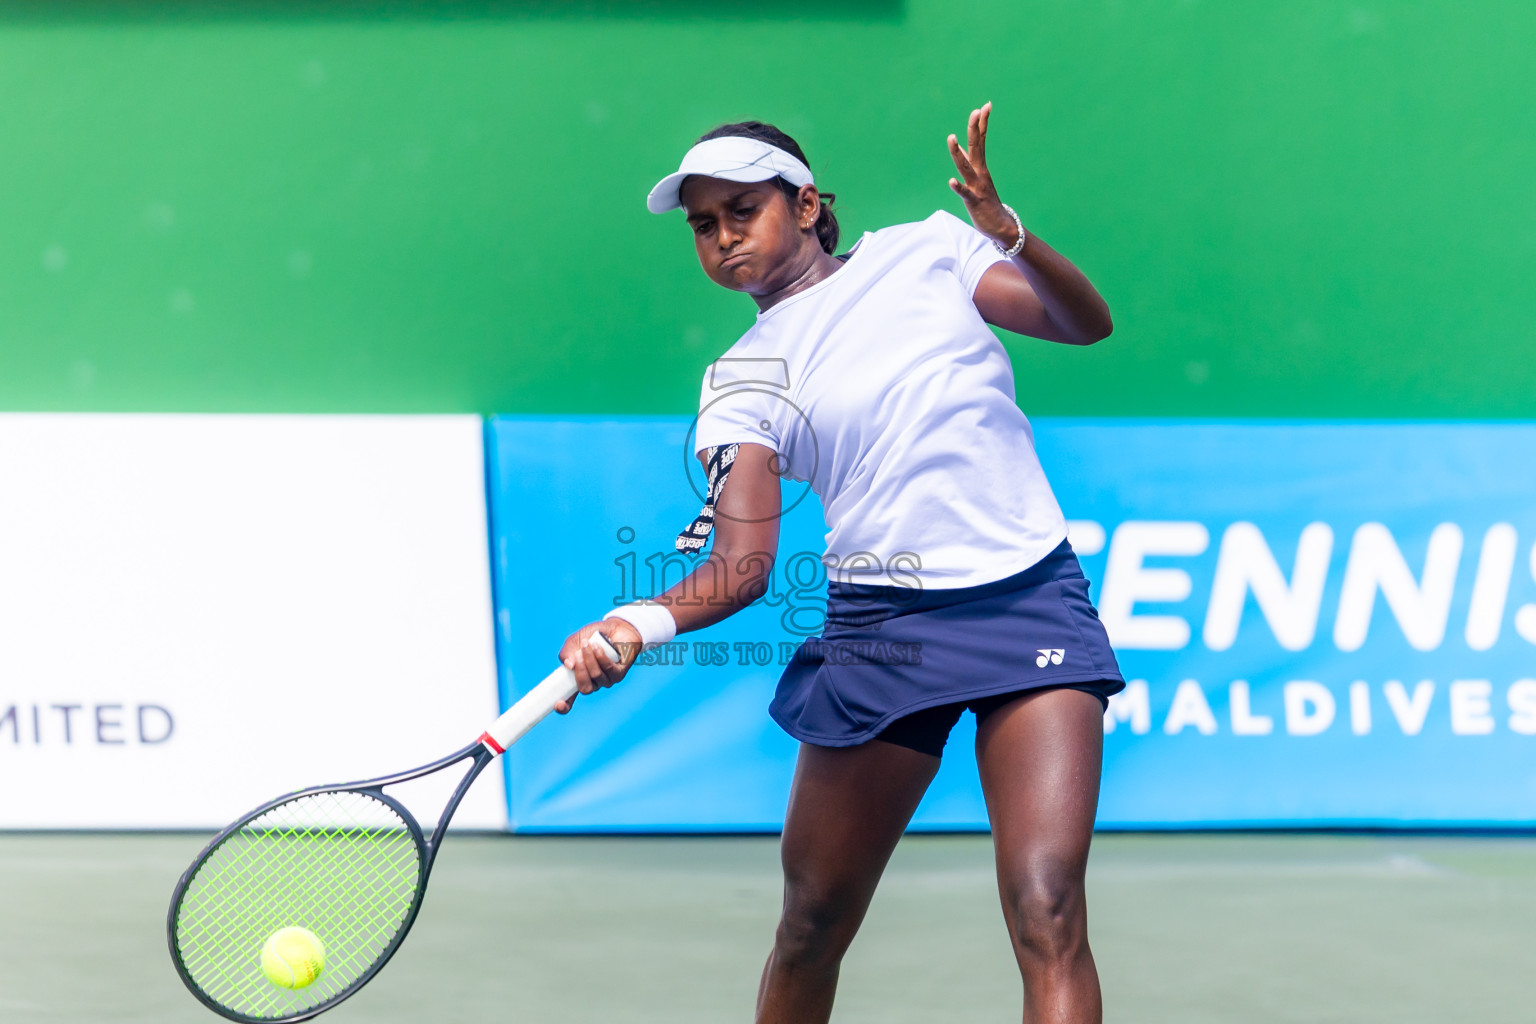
top-left (0, 415), bottom-right (503, 829)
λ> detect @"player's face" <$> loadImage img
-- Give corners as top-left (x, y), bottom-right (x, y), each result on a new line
top-left (680, 177), bottom-right (816, 295)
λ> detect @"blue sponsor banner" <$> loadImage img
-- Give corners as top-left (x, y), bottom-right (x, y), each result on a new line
top-left (487, 418), bottom-right (1536, 831)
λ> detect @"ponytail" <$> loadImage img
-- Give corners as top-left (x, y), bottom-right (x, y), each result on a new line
top-left (812, 191), bottom-right (841, 255)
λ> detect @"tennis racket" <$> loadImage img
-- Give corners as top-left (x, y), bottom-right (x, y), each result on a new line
top-left (167, 631), bottom-right (619, 1023)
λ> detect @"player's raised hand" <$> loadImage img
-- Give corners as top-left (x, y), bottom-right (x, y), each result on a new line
top-left (555, 618), bottom-right (642, 713)
top-left (947, 101), bottom-right (1021, 252)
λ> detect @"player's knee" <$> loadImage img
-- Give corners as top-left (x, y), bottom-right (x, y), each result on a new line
top-left (1006, 871), bottom-right (1086, 965)
top-left (775, 884), bottom-right (859, 969)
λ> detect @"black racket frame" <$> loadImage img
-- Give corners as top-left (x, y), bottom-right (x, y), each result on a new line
top-left (167, 739), bottom-right (494, 1023)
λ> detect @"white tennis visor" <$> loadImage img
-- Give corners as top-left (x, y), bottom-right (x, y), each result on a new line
top-left (646, 137), bottom-right (815, 214)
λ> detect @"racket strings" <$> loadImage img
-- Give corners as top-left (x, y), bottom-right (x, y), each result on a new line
top-left (180, 799), bottom-right (419, 1012)
top-left (182, 812), bottom-right (399, 978)
top-left (187, 826), bottom-right (414, 1012)
top-left (187, 817), bottom-right (415, 985)
top-left (173, 789), bottom-right (423, 1020)
top-left (181, 819), bottom-right (416, 1015)
top-left (179, 794), bottom-right (420, 1016)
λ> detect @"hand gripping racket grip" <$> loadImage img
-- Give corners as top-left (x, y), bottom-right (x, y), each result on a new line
top-left (478, 631), bottom-right (619, 754)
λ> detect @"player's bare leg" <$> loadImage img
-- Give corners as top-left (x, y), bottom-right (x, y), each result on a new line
top-left (976, 687), bottom-right (1105, 1024)
top-left (755, 739), bottom-right (939, 1024)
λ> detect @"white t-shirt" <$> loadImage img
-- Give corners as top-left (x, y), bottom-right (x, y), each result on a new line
top-left (693, 209), bottom-right (1068, 589)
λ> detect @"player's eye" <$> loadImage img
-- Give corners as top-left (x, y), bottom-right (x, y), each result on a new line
top-left (692, 220), bottom-right (712, 236)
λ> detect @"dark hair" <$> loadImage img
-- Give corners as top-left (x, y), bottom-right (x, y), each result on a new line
top-left (696, 121), bottom-right (840, 255)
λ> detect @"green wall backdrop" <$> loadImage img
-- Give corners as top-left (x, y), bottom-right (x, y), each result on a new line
top-left (1, 2), bottom-right (1531, 416)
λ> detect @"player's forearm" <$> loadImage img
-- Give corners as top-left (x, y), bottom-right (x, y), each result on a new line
top-left (1006, 232), bottom-right (1113, 345)
top-left (655, 548), bottom-right (774, 634)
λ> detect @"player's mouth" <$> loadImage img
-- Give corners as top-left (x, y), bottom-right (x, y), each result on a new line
top-left (720, 252), bottom-right (750, 269)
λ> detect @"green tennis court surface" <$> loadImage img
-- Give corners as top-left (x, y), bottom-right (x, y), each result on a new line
top-left (3, 832), bottom-right (1532, 1022)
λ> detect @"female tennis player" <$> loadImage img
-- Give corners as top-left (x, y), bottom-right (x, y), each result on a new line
top-left (557, 102), bottom-right (1123, 1024)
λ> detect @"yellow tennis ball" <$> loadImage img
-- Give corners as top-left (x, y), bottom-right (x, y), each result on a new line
top-left (260, 926), bottom-right (325, 989)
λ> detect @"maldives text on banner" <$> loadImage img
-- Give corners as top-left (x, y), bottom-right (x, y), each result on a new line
top-left (0, 415), bottom-right (503, 829)
top-left (488, 418), bottom-right (1536, 831)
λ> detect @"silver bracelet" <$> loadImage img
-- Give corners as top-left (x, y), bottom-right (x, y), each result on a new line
top-left (994, 202), bottom-right (1026, 258)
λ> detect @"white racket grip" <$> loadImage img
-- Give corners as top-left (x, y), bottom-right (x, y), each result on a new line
top-left (478, 631), bottom-right (619, 755)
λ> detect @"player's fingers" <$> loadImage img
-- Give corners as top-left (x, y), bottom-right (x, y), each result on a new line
top-left (973, 101), bottom-right (990, 166)
top-left (950, 177), bottom-right (980, 204)
top-left (559, 625), bottom-right (595, 667)
top-left (580, 641), bottom-right (622, 690)
top-left (564, 643), bottom-right (593, 694)
top-left (574, 644), bottom-right (600, 694)
top-left (613, 638), bottom-right (642, 667)
top-left (599, 618), bottom-right (643, 668)
top-left (966, 108), bottom-right (989, 176)
top-left (588, 638), bottom-right (624, 685)
top-left (555, 692), bottom-right (578, 714)
top-left (947, 133), bottom-right (977, 183)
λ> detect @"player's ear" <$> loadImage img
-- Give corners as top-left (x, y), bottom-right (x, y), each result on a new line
top-left (798, 184), bottom-right (820, 230)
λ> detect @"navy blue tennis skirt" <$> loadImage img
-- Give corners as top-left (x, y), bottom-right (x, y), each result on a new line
top-left (771, 538), bottom-right (1125, 747)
